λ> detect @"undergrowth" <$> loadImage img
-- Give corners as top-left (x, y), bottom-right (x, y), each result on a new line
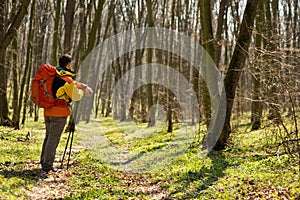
top-left (0, 115), bottom-right (299, 199)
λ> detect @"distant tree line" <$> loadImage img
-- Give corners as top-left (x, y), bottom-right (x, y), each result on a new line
top-left (0, 0), bottom-right (299, 152)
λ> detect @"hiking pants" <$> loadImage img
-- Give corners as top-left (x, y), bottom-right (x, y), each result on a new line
top-left (41, 116), bottom-right (67, 171)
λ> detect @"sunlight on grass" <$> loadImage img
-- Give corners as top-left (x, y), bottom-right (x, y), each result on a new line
top-left (76, 117), bottom-right (200, 173)
top-left (0, 114), bottom-right (299, 199)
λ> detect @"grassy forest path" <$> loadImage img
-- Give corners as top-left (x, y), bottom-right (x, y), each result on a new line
top-left (0, 117), bottom-right (299, 199)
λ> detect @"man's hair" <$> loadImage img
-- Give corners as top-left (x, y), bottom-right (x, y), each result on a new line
top-left (59, 54), bottom-right (72, 68)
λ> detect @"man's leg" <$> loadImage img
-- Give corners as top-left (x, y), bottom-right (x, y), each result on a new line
top-left (40, 116), bottom-right (50, 165)
top-left (41, 116), bottom-right (67, 171)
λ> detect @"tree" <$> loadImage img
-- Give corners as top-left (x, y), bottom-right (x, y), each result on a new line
top-left (51, 0), bottom-right (61, 66)
top-left (112, 8), bottom-right (126, 121)
top-left (265, 0), bottom-right (282, 122)
top-left (199, 0), bottom-right (216, 128)
top-left (0, 0), bottom-right (31, 126)
top-left (75, 0), bottom-right (105, 123)
top-left (128, 0), bottom-right (144, 121)
top-left (215, 0), bottom-right (259, 150)
top-left (251, 0), bottom-right (264, 131)
top-left (166, 0), bottom-right (176, 132)
top-left (0, 0), bottom-right (298, 156)
top-left (20, 0), bottom-right (36, 127)
top-left (146, 0), bottom-right (155, 127)
top-left (215, 0), bottom-right (227, 69)
top-left (11, 0), bottom-right (20, 129)
top-left (64, 0), bottom-right (76, 54)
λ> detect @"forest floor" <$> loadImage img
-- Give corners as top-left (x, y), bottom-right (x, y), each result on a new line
top-left (0, 116), bottom-right (299, 199)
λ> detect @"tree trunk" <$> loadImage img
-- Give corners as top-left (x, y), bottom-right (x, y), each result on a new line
top-left (215, 0), bottom-right (227, 69)
top-left (146, 0), bottom-right (155, 127)
top-left (11, 1), bottom-right (20, 129)
top-left (292, 0), bottom-right (299, 109)
top-left (0, 0), bottom-right (31, 126)
top-left (84, 0), bottom-right (115, 122)
top-left (191, 0), bottom-right (200, 125)
top-left (33, 1), bottom-right (50, 121)
top-left (214, 0), bottom-right (259, 150)
top-left (112, 12), bottom-right (126, 121)
top-left (166, 0), bottom-right (176, 132)
top-left (16, 0), bottom-right (35, 127)
top-left (0, 0), bottom-right (31, 57)
top-left (64, 0), bottom-right (76, 54)
top-left (105, 67), bottom-right (113, 118)
top-left (75, 0), bottom-right (105, 122)
top-left (11, 36), bottom-right (19, 129)
top-left (199, 0), bottom-right (216, 128)
top-left (52, 0), bottom-right (61, 66)
top-left (73, 0), bottom-right (88, 73)
top-left (251, 0), bottom-right (264, 131)
top-left (265, 0), bottom-right (282, 122)
top-left (129, 0), bottom-right (146, 122)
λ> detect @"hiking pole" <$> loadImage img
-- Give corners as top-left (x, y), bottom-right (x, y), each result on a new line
top-left (66, 120), bottom-right (75, 169)
top-left (60, 126), bottom-right (72, 169)
top-left (62, 100), bottom-right (80, 169)
top-left (60, 118), bottom-right (75, 169)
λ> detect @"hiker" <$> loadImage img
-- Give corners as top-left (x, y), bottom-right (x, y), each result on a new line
top-left (40, 54), bottom-right (92, 173)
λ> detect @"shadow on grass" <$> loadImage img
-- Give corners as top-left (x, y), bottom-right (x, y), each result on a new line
top-left (171, 151), bottom-right (232, 199)
top-left (0, 165), bottom-right (45, 182)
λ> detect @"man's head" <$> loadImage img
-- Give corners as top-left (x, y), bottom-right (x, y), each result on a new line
top-left (59, 54), bottom-right (72, 69)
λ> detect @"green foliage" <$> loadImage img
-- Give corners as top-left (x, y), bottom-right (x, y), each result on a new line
top-left (0, 116), bottom-right (299, 199)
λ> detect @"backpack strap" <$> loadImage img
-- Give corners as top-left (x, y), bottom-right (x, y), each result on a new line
top-left (39, 77), bottom-right (54, 98)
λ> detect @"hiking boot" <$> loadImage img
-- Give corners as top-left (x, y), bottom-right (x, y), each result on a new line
top-left (42, 168), bottom-right (60, 173)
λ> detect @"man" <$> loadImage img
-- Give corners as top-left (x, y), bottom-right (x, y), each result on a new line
top-left (40, 54), bottom-right (92, 173)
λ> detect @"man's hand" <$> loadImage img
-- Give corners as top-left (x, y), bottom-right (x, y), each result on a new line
top-left (85, 86), bottom-right (93, 96)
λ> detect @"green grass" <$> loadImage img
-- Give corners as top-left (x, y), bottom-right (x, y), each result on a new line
top-left (0, 115), bottom-right (299, 199)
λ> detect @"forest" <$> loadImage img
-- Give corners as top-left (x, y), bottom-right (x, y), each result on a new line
top-left (0, 0), bottom-right (299, 199)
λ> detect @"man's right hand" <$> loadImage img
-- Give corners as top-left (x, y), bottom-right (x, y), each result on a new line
top-left (85, 87), bottom-right (93, 96)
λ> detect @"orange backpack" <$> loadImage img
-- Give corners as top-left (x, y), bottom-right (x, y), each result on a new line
top-left (31, 64), bottom-right (73, 108)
